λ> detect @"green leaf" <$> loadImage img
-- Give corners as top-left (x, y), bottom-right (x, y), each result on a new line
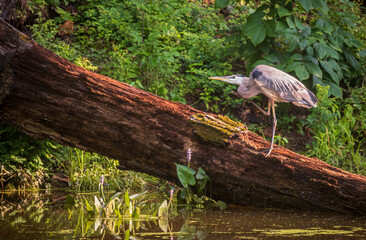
top-left (328, 82), bottom-right (342, 98)
top-left (315, 44), bottom-right (326, 59)
top-left (286, 61), bottom-right (302, 72)
top-left (320, 60), bottom-right (339, 84)
top-left (244, 12), bottom-right (267, 46)
top-left (300, 0), bottom-right (313, 12)
top-left (124, 190), bottom-right (130, 207)
top-left (175, 163), bottom-right (196, 188)
top-left (312, 0), bottom-right (329, 12)
top-left (315, 19), bottom-right (325, 29)
top-left (84, 197), bottom-right (94, 213)
top-left (305, 62), bottom-right (323, 79)
top-left (294, 17), bottom-right (304, 30)
top-left (275, 21), bottom-right (288, 32)
top-left (196, 167), bottom-right (210, 193)
top-left (312, 76), bottom-right (324, 87)
top-left (278, 7), bottom-right (292, 17)
top-left (264, 20), bottom-right (276, 37)
top-left (343, 49), bottom-right (361, 70)
top-left (301, 26), bottom-right (311, 37)
top-left (295, 64), bottom-right (309, 80)
top-left (306, 46), bottom-right (314, 56)
top-left (286, 16), bottom-right (295, 29)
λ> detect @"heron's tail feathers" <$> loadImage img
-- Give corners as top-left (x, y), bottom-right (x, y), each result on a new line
top-left (291, 89), bottom-right (318, 108)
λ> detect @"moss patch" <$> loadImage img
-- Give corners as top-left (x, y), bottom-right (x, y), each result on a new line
top-left (190, 113), bottom-right (247, 146)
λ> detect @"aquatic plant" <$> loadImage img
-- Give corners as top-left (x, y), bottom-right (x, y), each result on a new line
top-left (175, 148), bottom-right (226, 210)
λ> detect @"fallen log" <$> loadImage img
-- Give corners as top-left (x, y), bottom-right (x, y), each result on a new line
top-left (1, 18), bottom-right (365, 214)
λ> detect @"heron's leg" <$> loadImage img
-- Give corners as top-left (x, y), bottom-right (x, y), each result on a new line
top-left (265, 99), bottom-right (277, 157)
top-left (249, 99), bottom-right (271, 116)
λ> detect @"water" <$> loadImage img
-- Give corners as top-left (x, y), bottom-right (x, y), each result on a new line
top-left (1, 191), bottom-right (365, 239)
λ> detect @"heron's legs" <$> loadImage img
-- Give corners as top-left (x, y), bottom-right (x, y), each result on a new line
top-left (265, 99), bottom-right (277, 157)
top-left (248, 99), bottom-right (271, 116)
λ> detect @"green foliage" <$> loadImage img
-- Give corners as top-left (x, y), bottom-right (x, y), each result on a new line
top-left (305, 85), bottom-right (366, 175)
top-left (220, 0), bottom-right (365, 97)
top-left (0, 126), bottom-right (51, 189)
top-left (29, 0), bottom-right (236, 110)
top-left (175, 149), bottom-right (226, 209)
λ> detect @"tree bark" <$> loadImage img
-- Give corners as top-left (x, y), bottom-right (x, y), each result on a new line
top-left (1, 18), bottom-right (365, 215)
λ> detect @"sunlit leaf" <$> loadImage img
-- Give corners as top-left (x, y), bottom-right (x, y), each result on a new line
top-left (286, 16), bottom-right (295, 29)
top-left (124, 190), bottom-right (130, 208)
top-left (278, 7), bottom-right (291, 17)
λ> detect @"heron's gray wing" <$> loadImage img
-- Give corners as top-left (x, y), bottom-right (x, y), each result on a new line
top-left (252, 65), bottom-right (318, 108)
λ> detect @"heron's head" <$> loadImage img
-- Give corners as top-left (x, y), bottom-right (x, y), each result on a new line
top-left (209, 75), bottom-right (246, 85)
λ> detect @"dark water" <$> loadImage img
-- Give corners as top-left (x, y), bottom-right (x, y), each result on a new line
top-left (1, 191), bottom-right (366, 239)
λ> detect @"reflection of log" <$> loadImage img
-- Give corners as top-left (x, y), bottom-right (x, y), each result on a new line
top-left (1, 18), bottom-right (366, 215)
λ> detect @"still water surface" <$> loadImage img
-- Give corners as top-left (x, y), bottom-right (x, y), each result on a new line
top-left (0, 191), bottom-right (365, 239)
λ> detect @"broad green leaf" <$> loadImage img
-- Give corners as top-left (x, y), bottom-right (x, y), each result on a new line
top-left (286, 16), bottom-right (295, 29)
top-left (289, 53), bottom-right (303, 61)
top-left (316, 44), bottom-right (326, 59)
top-left (304, 55), bottom-right (318, 64)
top-left (196, 167), bottom-right (210, 193)
top-left (320, 60), bottom-right (339, 84)
top-left (301, 26), bottom-right (311, 37)
top-left (324, 45), bottom-right (339, 60)
top-left (84, 197), bottom-right (94, 213)
top-left (264, 20), bottom-right (276, 37)
top-left (275, 21), bottom-right (288, 32)
top-left (300, 0), bottom-right (313, 12)
top-left (305, 62), bottom-right (323, 79)
top-left (286, 61), bottom-right (302, 72)
top-left (312, 0), bottom-right (329, 13)
top-left (295, 64), bottom-right (309, 80)
top-left (278, 7), bottom-right (291, 17)
top-left (244, 13), bottom-right (267, 46)
top-left (306, 46), bottom-right (314, 57)
top-left (175, 163), bottom-right (196, 188)
top-left (294, 17), bottom-right (304, 30)
top-left (263, 54), bottom-right (280, 63)
top-left (328, 82), bottom-right (342, 98)
top-left (315, 19), bottom-right (325, 29)
top-left (299, 40), bottom-right (308, 50)
top-left (343, 49), bottom-right (361, 70)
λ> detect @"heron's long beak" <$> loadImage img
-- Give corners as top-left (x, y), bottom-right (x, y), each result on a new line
top-left (209, 76), bottom-right (242, 85)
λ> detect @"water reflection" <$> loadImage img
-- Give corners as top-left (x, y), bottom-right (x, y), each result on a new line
top-left (0, 191), bottom-right (365, 239)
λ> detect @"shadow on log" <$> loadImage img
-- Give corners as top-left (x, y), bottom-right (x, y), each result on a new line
top-left (0, 18), bottom-right (365, 214)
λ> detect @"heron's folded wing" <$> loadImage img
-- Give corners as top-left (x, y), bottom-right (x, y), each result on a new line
top-left (252, 66), bottom-right (318, 108)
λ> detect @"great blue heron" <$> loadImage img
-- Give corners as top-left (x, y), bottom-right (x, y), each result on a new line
top-left (209, 64), bottom-right (318, 157)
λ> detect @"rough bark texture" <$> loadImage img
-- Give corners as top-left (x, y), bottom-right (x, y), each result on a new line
top-left (1, 18), bottom-right (366, 215)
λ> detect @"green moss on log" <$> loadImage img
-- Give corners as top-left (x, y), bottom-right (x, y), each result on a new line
top-left (190, 113), bottom-right (247, 145)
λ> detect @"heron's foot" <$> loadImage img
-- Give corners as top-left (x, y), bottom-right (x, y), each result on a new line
top-left (259, 146), bottom-right (279, 157)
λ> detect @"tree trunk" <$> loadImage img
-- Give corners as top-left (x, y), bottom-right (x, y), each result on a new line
top-left (1, 18), bottom-right (365, 215)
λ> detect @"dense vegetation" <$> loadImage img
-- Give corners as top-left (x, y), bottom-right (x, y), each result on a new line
top-left (0, 0), bottom-right (365, 191)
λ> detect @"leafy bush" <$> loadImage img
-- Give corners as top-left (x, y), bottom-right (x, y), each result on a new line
top-left (0, 126), bottom-right (50, 189)
top-left (305, 85), bottom-right (366, 175)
